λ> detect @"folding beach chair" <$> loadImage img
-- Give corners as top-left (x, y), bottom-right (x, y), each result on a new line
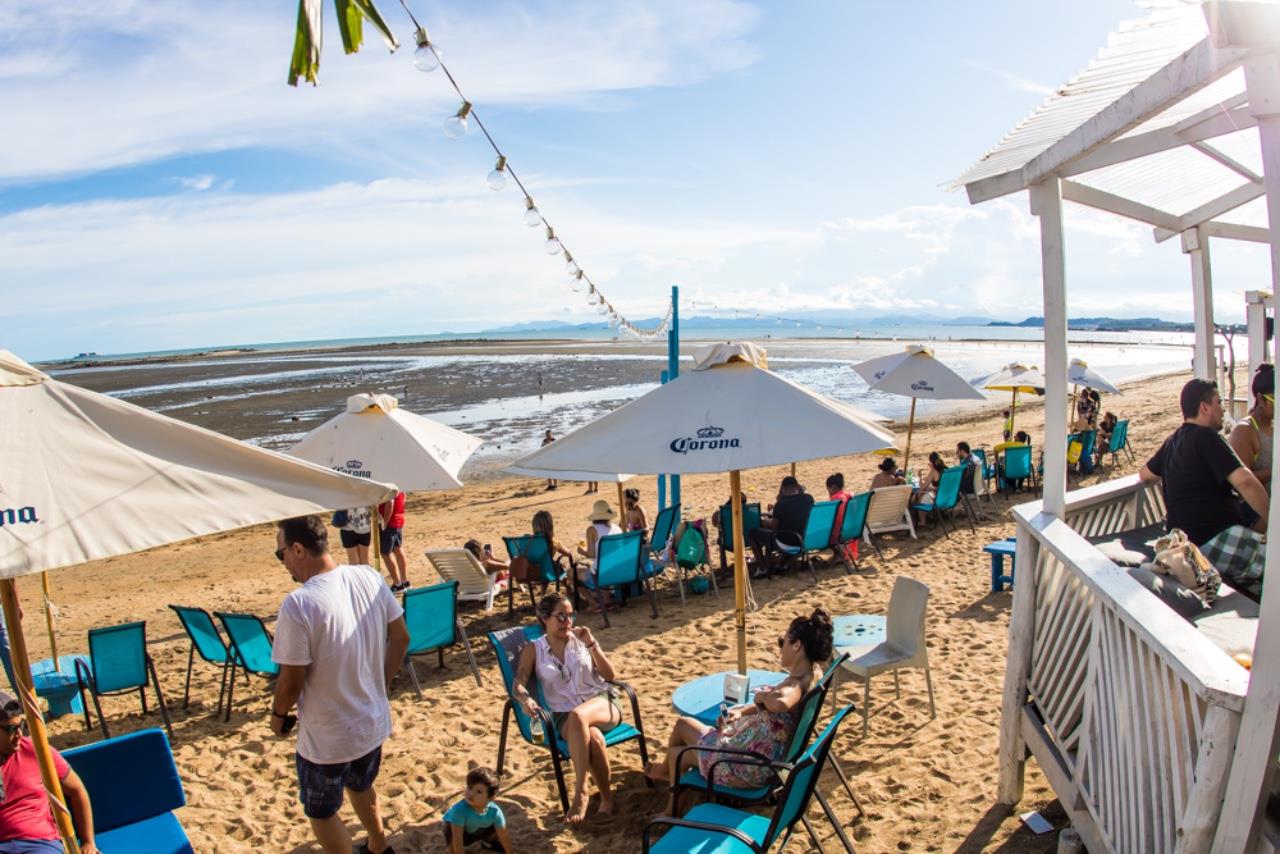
top-left (213, 611), bottom-right (279, 722)
top-left (401, 580), bottom-right (482, 692)
top-left (425, 548), bottom-right (508, 612)
top-left (502, 534), bottom-right (566, 616)
top-left (168, 605), bottom-right (234, 716)
top-left (775, 499), bottom-right (841, 582)
top-left (487, 625), bottom-right (650, 813)
top-left (972, 447), bottom-right (999, 501)
top-left (580, 530), bottom-right (655, 628)
top-left (910, 465), bottom-right (976, 537)
top-left (718, 501), bottom-right (762, 572)
top-left (866, 485), bottom-right (916, 539)
top-left (999, 445), bottom-right (1037, 495)
top-left (74, 621), bottom-right (172, 740)
top-left (649, 503), bottom-right (680, 561)
top-left (643, 705), bottom-right (857, 854)
top-left (836, 490), bottom-right (877, 566)
top-left (1105, 418), bottom-right (1135, 466)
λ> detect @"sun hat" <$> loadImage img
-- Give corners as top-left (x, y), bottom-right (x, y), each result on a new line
top-left (588, 500), bottom-right (616, 522)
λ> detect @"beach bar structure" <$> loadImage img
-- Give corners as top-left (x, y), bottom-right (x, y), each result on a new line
top-left (954, 3), bottom-right (1280, 851)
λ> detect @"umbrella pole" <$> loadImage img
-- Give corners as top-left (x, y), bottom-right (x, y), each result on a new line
top-left (789, 462), bottom-right (796, 479)
top-left (616, 482), bottom-right (626, 517)
top-left (0, 581), bottom-right (79, 853)
top-left (730, 471), bottom-right (747, 675)
top-left (370, 504), bottom-right (382, 575)
top-left (1010, 389), bottom-right (1018, 437)
top-left (1070, 384), bottom-right (1079, 428)
top-left (904, 397), bottom-right (917, 474)
top-left (40, 573), bottom-right (58, 672)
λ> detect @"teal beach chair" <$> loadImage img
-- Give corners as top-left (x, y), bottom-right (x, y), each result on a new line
top-left (972, 448), bottom-right (999, 501)
top-left (1105, 418), bottom-right (1135, 466)
top-left (835, 491), bottom-right (877, 567)
top-left (503, 533), bottom-right (566, 616)
top-left (719, 501), bottom-right (762, 573)
top-left (911, 466), bottom-right (976, 536)
top-left (168, 605), bottom-right (234, 716)
top-left (999, 445), bottom-right (1036, 495)
top-left (487, 625), bottom-right (650, 813)
top-left (401, 580), bottom-right (482, 692)
top-left (775, 499), bottom-right (840, 582)
top-left (213, 612), bottom-right (279, 722)
top-left (644, 704), bottom-right (857, 853)
top-left (580, 530), bottom-right (654, 628)
top-left (74, 621), bottom-right (172, 740)
top-left (649, 503), bottom-right (680, 560)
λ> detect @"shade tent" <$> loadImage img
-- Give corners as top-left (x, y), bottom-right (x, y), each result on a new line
top-left (288, 392), bottom-right (481, 492)
top-left (0, 349), bottom-right (398, 851)
top-left (514, 341), bottom-right (896, 673)
top-left (1067, 358), bottom-right (1120, 395)
top-left (853, 345), bottom-right (985, 470)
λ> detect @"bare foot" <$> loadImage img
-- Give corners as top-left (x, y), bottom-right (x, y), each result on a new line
top-left (644, 762), bottom-right (670, 784)
top-left (597, 789), bottom-right (615, 816)
top-left (565, 790), bottom-right (590, 824)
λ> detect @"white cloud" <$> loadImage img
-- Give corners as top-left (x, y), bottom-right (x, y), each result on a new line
top-left (176, 174), bottom-right (216, 191)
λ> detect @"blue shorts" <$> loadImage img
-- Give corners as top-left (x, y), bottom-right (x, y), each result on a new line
top-left (379, 527), bottom-right (403, 556)
top-left (0, 841), bottom-right (64, 854)
top-left (296, 746), bottom-right (382, 819)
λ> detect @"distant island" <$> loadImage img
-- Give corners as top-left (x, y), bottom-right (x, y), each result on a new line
top-left (988, 316), bottom-right (1195, 332)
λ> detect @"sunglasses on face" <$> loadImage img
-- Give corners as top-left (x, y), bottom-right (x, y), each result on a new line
top-left (552, 612), bottom-right (575, 623)
top-left (1264, 394), bottom-right (1275, 404)
top-left (2, 722), bottom-right (23, 736)
top-left (777, 635), bottom-right (791, 649)
top-left (274, 549), bottom-right (286, 563)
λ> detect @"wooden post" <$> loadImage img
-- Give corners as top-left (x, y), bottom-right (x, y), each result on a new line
top-left (1184, 225), bottom-right (1217, 380)
top-left (1031, 177), bottom-right (1068, 518)
top-left (730, 470), bottom-right (747, 675)
top-left (997, 520), bottom-right (1041, 805)
top-left (370, 504), bottom-right (381, 574)
top-left (0, 580), bottom-right (79, 853)
top-left (40, 574), bottom-right (58, 671)
top-left (1008, 389), bottom-right (1018, 437)
top-left (615, 482), bottom-right (626, 518)
top-left (903, 397), bottom-right (917, 474)
top-left (1245, 290), bottom-right (1269, 380)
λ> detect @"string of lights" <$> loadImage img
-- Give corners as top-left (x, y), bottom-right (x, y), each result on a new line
top-left (399, 3), bottom-right (673, 342)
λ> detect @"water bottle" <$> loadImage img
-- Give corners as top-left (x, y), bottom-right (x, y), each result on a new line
top-left (717, 701), bottom-right (730, 728)
top-left (530, 715), bottom-right (545, 745)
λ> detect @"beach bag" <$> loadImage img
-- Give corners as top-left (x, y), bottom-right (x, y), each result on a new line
top-left (1066, 440), bottom-right (1083, 465)
top-left (330, 509), bottom-right (350, 528)
top-left (1148, 528), bottom-right (1222, 605)
top-left (509, 555), bottom-right (533, 584)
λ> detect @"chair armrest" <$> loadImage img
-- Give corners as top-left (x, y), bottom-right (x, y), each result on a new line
top-left (608, 680), bottom-right (644, 731)
top-left (673, 743), bottom-right (778, 800)
top-left (642, 816), bottom-right (762, 853)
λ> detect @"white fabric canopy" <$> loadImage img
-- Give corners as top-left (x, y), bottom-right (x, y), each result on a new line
top-left (0, 351), bottom-right (397, 578)
top-left (981, 363), bottom-right (1047, 394)
top-left (289, 392), bottom-right (481, 492)
top-left (514, 341), bottom-right (896, 476)
top-left (854, 345), bottom-right (986, 401)
top-left (1068, 358), bottom-right (1121, 394)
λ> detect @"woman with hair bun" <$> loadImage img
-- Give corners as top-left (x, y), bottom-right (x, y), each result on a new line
top-left (1230, 363), bottom-right (1274, 494)
top-left (647, 607), bottom-right (834, 813)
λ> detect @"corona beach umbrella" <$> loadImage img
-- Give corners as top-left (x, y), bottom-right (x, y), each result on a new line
top-left (981, 362), bottom-right (1046, 437)
top-left (0, 350), bottom-right (396, 848)
top-left (1068, 357), bottom-right (1120, 394)
top-left (513, 342), bottom-right (895, 673)
top-left (854, 345), bottom-right (984, 471)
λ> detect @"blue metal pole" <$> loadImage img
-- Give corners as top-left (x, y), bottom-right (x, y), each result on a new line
top-left (657, 369), bottom-right (669, 511)
top-left (669, 285), bottom-right (681, 509)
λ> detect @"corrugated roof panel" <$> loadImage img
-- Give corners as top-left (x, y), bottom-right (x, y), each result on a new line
top-left (1072, 146), bottom-right (1247, 216)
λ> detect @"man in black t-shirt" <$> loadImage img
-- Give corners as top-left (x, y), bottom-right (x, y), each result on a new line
top-left (748, 476), bottom-right (815, 578)
top-left (1140, 378), bottom-right (1269, 600)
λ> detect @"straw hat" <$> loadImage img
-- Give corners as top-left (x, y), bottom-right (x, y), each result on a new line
top-left (588, 500), bottom-right (616, 522)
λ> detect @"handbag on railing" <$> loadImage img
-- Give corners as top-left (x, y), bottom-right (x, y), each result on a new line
top-left (1148, 528), bottom-right (1222, 605)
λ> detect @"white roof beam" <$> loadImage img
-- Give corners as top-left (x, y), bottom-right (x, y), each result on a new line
top-left (1152, 180), bottom-right (1266, 241)
top-left (1171, 91), bottom-right (1248, 134)
top-left (966, 39), bottom-right (1252, 204)
top-left (1198, 221), bottom-right (1271, 243)
top-left (1191, 140), bottom-right (1263, 183)
top-left (1060, 106), bottom-right (1256, 179)
top-left (1060, 179), bottom-right (1183, 231)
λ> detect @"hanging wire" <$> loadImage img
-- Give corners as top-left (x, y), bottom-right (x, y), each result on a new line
top-left (400, 5), bottom-right (671, 340)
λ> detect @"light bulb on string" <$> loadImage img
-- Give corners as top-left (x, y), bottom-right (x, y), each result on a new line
top-left (569, 270), bottom-right (585, 292)
top-left (412, 27), bottom-right (442, 72)
top-left (565, 252), bottom-right (581, 277)
top-left (444, 101), bottom-right (472, 138)
top-left (487, 155), bottom-right (508, 191)
top-left (543, 226), bottom-right (562, 255)
top-left (523, 197), bottom-right (542, 227)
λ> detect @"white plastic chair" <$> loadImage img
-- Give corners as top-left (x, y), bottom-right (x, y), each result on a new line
top-left (425, 548), bottom-right (508, 613)
top-left (866, 485), bottom-right (917, 540)
top-left (832, 576), bottom-right (936, 737)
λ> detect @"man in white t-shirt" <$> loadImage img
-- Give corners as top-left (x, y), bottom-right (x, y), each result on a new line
top-left (270, 515), bottom-right (410, 854)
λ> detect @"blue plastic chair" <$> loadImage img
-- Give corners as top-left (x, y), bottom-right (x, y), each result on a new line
top-left (168, 605), bottom-right (234, 716)
top-left (63, 728), bottom-right (192, 853)
top-left (503, 533), bottom-right (566, 615)
top-left (836, 491), bottom-right (879, 566)
top-left (401, 580), bottom-right (482, 693)
top-left (999, 444), bottom-right (1036, 495)
top-left (487, 624), bottom-right (650, 813)
top-left (972, 448), bottom-right (999, 500)
top-left (213, 611), bottom-right (280, 722)
top-left (1106, 419), bottom-right (1135, 466)
top-left (719, 502), bottom-right (762, 572)
top-left (580, 530), bottom-right (654, 628)
top-left (911, 465), bottom-right (976, 537)
top-left (650, 503), bottom-right (681, 559)
top-left (643, 704), bottom-right (857, 853)
top-left (775, 499), bottom-right (841, 582)
top-left (671, 654), bottom-right (861, 845)
top-left (74, 621), bottom-right (172, 740)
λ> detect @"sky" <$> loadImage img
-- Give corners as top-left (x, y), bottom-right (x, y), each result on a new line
top-left (1, 0), bottom-right (1272, 360)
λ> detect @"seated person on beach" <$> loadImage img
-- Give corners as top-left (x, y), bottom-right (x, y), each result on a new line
top-left (1140, 378), bottom-right (1269, 601)
top-left (995, 430), bottom-right (1032, 492)
top-left (1097, 411), bottom-right (1119, 454)
top-left (1074, 388), bottom-right (1099, 431)
top-left (914, 453), bottom-right (946, 527)
top-left (748, 476), bottom-right (814, 578)
top-left (1228, 363), bottom-right (1273, 498)
top-left (576, 501), bottom-right (622, 589)
top-left (443, 767), bottom-right (512, 853)
top-left (623, 488), bottom-right (648, 534)
top-left (531, 510), bottom-right (576, 570)
top-left (825, 473), bottom-right (853, 561)
top-left (0, 691), bottom-right (101, 854)
top-left (646, 608), bottom-right (833, 815)
top-left (511, 594), bottom-right (624, 823)
top-left (870, 457), bottom-right (905, 490)
top-left (956, 441), bottom-right (983, 496)
top-left (463, 540), bottom-right (509, 576)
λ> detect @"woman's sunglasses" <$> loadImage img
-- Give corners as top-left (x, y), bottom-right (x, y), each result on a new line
top-left (2, 722), bottom-right (24, 736)
top-left (777, 635), bottom-right (791, 649)
top-left (552, 612), bottom-right (575, 623)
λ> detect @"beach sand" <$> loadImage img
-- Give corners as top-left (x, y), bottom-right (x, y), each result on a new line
top-left (15, 369), bottom-right (1192, 852)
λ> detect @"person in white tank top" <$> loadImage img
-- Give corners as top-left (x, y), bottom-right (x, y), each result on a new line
top-left (575, 500), bottom-right (622, 589)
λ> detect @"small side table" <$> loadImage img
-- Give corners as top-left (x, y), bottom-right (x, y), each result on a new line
top-left (671, 670), bottom-right (787, 726)
top-left (833, 614), bottom-right (886, 656)
top-left (31, 655), bottom-right (88, 719)
top-left (983, 538), bottom-right (1017, 592)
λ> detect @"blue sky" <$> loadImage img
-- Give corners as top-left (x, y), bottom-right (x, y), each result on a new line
top-left (1, 0), bottom-right (1270, 360)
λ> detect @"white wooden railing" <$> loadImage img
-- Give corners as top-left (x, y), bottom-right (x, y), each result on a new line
top-left (1000, 475), bottom-right (1251, 854)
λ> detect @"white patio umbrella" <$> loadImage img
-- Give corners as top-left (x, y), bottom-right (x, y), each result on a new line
top-left (1068, 357), bottom-right (1121, 394)
top-left (981, 362), bottom-right (1047, 437)
top-left (0, 350), bottom-right (396, 848)
top-left (854, 345), bottom-right (985, 471)
top-left (514, 342), bottom-right (896, 673)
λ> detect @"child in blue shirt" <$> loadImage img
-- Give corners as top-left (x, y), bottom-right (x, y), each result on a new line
top-left (443, 767), bottom-right (512, 853)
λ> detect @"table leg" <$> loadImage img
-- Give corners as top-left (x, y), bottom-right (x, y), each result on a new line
top-left (991, 554), bottom-right (1002, 592)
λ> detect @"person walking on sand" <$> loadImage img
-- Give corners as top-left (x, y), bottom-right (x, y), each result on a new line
top-left (542, 430), bottom-right (558, 491)
top-left (270, 516), bottom-right (411, 854)
top-left (378, 491), bottom-right (410, 592)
